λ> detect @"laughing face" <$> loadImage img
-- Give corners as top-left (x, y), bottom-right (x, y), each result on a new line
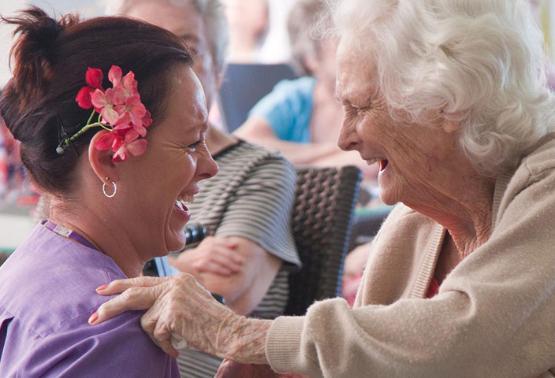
top-left (336, 42), bottom-right (460, 207)
top-left (116, 65), bottom-right (218, 257)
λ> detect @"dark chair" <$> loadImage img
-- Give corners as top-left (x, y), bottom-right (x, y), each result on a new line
top-left (0, 252), bottom-right (10, 267)
top-left (218, 63), bottom-right (297, 132)
top-left (285, 166), bottom-right (362, 316)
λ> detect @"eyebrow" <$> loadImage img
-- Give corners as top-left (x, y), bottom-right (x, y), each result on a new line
top-left (177, 33), bottom-right (199, 45)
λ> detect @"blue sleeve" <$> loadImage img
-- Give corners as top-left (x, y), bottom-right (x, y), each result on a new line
top-left (248, 77), bottom-right (316, 143)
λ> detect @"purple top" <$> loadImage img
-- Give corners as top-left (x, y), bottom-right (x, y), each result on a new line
top-left (0, 223), bottom-right (179, 377)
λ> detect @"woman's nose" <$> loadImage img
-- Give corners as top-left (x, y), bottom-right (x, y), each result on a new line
top-left (197, 152), bottom-right (219, 181)
top-left (338, 120), bottom-right (358, 151)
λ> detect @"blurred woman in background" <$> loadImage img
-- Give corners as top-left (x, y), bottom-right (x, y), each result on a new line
top-left (235, 0), bottom-right (377, 182)
top-left (112, 0), bottom-right (301, 376)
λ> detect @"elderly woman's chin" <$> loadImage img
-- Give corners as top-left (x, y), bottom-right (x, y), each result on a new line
top-left (376, 159), bottom-right (400, 205)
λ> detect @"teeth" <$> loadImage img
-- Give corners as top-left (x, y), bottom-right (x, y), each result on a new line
top-left (366, 158), bottom-right (379, 166)
top-left (175, 200), bottom-right (186, 211)
top-left (179, 194), bottom-right (194, 204)
top-left (175, 194), bottom-right (195, 212)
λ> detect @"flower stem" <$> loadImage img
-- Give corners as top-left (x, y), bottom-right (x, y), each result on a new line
top-left (60, 118), bottom-right (112, 148)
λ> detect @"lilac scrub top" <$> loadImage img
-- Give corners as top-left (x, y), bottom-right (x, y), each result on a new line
top-left (0, 223), bottom-right (180, 377)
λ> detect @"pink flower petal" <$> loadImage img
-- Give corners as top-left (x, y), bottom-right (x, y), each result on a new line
top-left (126, 139), bottom-right (148, 157)
top-left (75, 86), bottom-right (93, 109)
top-left (101, 106), bottom-right (120, 125)
top-left (122, 72), bottom-right (137, 92)
top-left (134, 124), bottom-right (147, 137)
top-left (108, 65), bottom-right (122, 87)
top-left (143, 110), bottom-right (152, 128)
top-left (85, 67), bottom-right (103, 89)
top-left (124, 129), bottom-right (140, 143)
top-left (94, 131), bottom-right (115, 151)
top-left (113, 146), bottom-right (127, 162)
top-left (90, 89), bottom-right (109, 109)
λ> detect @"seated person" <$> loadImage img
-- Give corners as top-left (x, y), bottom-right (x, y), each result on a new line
top-left (112, 0), bottom-right (301, 376)
top-left (0, 7), bottom-right (218, 376)
top-left (235, 0), bottom-right (377, 181)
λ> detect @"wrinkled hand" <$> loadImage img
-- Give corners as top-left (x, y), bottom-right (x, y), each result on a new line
top-left (170, 236), bottom-right (244, 276)
top-left (91, 274), bottom-right (271, 363)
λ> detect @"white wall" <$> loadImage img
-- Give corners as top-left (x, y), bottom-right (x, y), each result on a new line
top-left (0, 1), bottom-right (25, 86)
top-left (0, 0), bottom-right (106, 86)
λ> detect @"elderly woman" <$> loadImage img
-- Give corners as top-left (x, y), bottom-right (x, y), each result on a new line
top-left (93, 0), bottom-right (555, 376)
top-left (0, 7), bottom-right (218, 376)
top-left (111, 0), bottom-right (300, 376)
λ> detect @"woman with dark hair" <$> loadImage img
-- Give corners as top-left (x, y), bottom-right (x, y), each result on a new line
top-left (0, 7), bottom-right (217, 376)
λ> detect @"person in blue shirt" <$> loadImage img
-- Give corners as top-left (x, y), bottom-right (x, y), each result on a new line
top-left (236, 0), bottom-right (376, 180)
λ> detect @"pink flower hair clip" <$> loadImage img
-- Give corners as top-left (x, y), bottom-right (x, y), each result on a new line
top-left (56, 65), bottom-right (152, 162)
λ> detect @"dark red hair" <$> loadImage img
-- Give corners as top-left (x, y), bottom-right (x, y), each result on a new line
top-left (0, 7), bottom-right (192, 194)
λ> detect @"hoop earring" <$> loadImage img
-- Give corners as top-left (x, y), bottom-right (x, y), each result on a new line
top-left (102, 180), bottom-right (117, 199)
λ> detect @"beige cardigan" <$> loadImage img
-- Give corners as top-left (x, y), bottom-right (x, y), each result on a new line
top-left (266, 136), bottom-right (555, 377)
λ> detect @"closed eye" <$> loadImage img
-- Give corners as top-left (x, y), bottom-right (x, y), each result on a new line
top-left (187, 140), bottom-right (201, 152)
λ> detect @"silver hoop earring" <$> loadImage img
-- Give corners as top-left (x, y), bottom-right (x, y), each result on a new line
top-left (102, 181), bottom-right (117, 198)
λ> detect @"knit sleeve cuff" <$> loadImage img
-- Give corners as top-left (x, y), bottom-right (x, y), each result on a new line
top-left (266, 315), bottom-right (305, 373)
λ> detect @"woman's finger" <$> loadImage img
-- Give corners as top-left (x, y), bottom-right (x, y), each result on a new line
top-left (96, 275), bottom-right (167, 295)
top-left (209, 248), bottom-right (244, 271)
top-left (91, 286), bottom-right (159, 324)
top-left (152, 316), bottom-right (178, 358)
top-left (216, 244), bottom-right (244, 265)
top-left (195, 260), bottom-right (234, 276)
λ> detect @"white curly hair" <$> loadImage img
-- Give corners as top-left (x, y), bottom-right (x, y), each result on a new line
top-left (330, 0), bottom-right (555, 174)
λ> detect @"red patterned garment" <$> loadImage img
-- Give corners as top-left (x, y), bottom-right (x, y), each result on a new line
top-left (0, 121), bottom-right (38, 207)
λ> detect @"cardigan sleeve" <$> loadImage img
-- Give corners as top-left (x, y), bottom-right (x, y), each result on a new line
top-left (266, 166), bottom-right (555, 377)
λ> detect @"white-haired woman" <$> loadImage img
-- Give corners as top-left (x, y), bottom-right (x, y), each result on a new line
top-left (92, 1), bottom-right (555, 376)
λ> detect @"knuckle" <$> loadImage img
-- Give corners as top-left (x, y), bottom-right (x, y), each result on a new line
top-left (122, 287), bottom-right (139, 301)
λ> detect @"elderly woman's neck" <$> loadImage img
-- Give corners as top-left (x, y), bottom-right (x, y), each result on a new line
top-left (48, 197), bottom-right (145, 278)
top-left (410, 175), bottom-right (495, 259)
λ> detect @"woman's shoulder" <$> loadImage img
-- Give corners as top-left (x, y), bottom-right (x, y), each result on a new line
top-left (0, 225), bottom-right (126, 337)
top-left (519, 133), bottom-right (555, 180)
top-left (497, 134), bottom-right (555, 210)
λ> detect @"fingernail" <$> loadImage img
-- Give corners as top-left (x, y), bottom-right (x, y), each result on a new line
top-left (88, 312), bottom-right (98, 325)
top-left (96, 284), bottom-right (108, 292)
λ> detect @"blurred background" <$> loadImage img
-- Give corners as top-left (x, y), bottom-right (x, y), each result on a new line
top-left (0, 0), bottom-right (301, 85)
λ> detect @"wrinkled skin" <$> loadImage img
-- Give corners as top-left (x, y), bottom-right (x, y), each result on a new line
top-left (92, 274), bottom-right (270, 363)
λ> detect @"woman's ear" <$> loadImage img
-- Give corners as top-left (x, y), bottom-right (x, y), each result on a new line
top-left (88, 131), bottom-right (120, 184)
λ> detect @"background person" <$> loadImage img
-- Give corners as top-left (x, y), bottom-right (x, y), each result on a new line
top-left (222, 0), bottom-right (269, 63)
top-left (235, 0), bottom-right (377, 182)
top-left (94, 1), bottom-right (555, 377)
top-left (0, 7), bottom-right (217, 376)
top-left (112, 0), bottom-right (301, 376)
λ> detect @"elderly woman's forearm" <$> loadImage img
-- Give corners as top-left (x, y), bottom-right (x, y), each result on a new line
top-left (218, 317), bottom-right (272, 364)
